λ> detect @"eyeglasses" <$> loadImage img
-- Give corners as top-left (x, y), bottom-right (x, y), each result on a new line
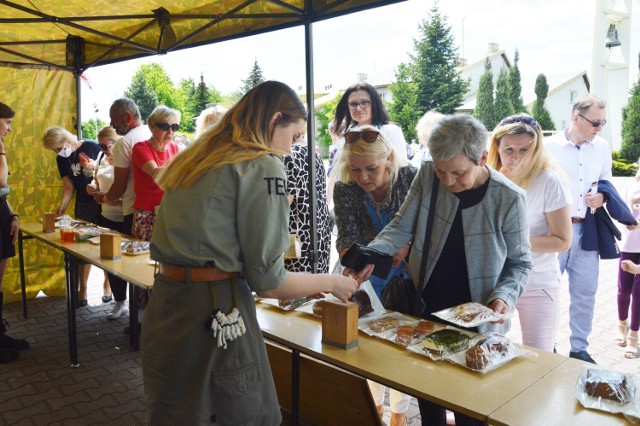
top-left (156, 122), bottom-right (179, 132)
top-left (99, 142), bottom-right (113, 151)
top-left (578, 114), bottom-right (607, 128)
top-left (344, 129), bottom-right (380, 144)
top-left (347, 100), bottom-right (371, 110)
top-left (499, 115), bottom-right (538, 127)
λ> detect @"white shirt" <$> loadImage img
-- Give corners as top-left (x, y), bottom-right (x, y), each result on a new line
top-left (545, 130), bottom-right (612, 219)
top-left (620, 179), bottom-right (640, 253)
top-left (111, 125), bottom-right (151, 215)
top-left (525, 169), bottom-right (572, 290)
top-left (95, 153), bottom-right (122, 223)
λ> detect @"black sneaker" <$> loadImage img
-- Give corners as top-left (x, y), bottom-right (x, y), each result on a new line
top-left (0, 347), bottom-right (19, 363)
top-left (0, 319), bottom-right (30, 350)
top-left (569, 350), bottom-right (596, 364)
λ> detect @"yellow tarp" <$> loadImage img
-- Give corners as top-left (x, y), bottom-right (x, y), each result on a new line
top-left (1, 65), bottom-right (76, 302)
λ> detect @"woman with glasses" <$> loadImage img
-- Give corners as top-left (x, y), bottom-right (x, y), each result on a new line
top-left (42, 126), bottom-right (102, 307)
top-left (130, 105), bottom-right (180, 241)
top-left (487, 113), bottom-right (572, 352)
top-left (327, 83), bottom-right (409, 199)
top-left (334, 124), bottom-right (416, 426)
top-left (346, 114), bottom-right (532, 426)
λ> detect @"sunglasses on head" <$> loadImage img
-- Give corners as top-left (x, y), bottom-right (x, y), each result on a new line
top-left (156, 122), bottom-right (179, 132)
top-left (499, 115), bottom-right (538, 127)
top-left (344, 129), bottom-right (380, 144)
top-left (578, 114), bottom-right (607, 128)
top-left (99, 142), bottom-right (113, 151)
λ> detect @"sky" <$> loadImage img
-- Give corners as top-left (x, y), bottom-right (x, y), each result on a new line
top-left (80, 0), bottom-right (640, 123)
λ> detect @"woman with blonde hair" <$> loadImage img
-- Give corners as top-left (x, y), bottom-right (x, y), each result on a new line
top-left (194, 104), bottom-right (228, 138)
top-left (333, 124), bottom-right (416, 426)
top-left (130, 105), bottom-right (181, 241)
top-left (142, 81), bottom-right (358, 424)
top-left (487, 113), bottom-right (572, 352)
top-left (42, 125), bottom-right (102, 307)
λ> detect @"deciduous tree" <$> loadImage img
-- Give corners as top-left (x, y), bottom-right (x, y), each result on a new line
top-left (620, 54), bottom-right (640, 161)
top-left (388, 63), bottom-right (420, 142)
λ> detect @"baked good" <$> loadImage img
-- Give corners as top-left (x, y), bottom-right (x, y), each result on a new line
top-left (585, 369), bottom-right (631, 404)
top-left (367, 317), bottom-right (400, 333)
top-left (451, 302), bottom-right (493, 323)
top-left (394, 325), bottom-right (414, 346)
top-left (349, 289), bottom-right (374, 317)
top-left (464, 334), bottom-right (510, 371)
top-left (312, 300), bottom-right (324, 316)
top-left (414, 321), bottom-right (435, 337)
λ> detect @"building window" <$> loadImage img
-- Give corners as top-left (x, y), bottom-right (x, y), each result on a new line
top-left (569, 90), bottom-right (577, 103)
top-left (378, 91), bottom-right (385, 100)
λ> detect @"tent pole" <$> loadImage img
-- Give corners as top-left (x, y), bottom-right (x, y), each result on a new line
top-left (303, 4), bottom-right (318, 276)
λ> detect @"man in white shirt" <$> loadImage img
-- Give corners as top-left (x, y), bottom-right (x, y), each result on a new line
top-left (94, 98), bottom-right (151, 320)
top-left (545, 95), bottom-right (611, 364)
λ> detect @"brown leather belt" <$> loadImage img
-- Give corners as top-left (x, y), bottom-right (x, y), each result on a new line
top-left (571, 217), bottom-right (585, 224)
top-left (158, 263), bottom-right (241, 283)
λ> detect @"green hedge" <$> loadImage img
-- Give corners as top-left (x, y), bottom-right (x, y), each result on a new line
top-left (613, 159), bottom-right (638, 176)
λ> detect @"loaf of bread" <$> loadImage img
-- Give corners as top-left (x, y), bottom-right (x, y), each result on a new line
top-left (464, 334), bottom-right (510, 371)
top-left (349, 289), bottom-right (374, 317)
top-left (585, 369), bottom-right (631, 404)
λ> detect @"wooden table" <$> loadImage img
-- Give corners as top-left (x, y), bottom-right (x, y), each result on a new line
top-left (18, 222), bottom-right (154, 366)
top-left (256, 303), bottom-right (567, 422)
top-left (487, 358), bottom-right (631, 425)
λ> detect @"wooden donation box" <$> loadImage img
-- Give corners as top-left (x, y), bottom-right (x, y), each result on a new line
top-left (42, 212), bottom-right (56, 233)
top-left (322, 300), bottom-right (359, 349)
top-left (100, 233), bottom-right (121, 260)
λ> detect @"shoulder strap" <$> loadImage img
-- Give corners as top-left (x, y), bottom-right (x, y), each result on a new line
top-left (414, 172), bottom-right (439, 314)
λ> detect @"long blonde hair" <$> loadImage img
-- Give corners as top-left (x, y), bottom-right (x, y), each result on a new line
top-left (158, 81), bottom-right (306, 190)
top-left (487, 114), bottom-right (552, 189)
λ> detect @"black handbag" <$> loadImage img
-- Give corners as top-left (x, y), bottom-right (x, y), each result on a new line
top-left (382, 173), bottom-right (439, 316)
top-left (381, 275), bottom-right (416, 315)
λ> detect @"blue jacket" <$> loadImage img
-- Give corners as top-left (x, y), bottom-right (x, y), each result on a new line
top-left (582, 180), bottom-right (637, 259)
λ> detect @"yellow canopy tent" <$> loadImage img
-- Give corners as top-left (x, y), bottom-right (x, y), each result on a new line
top-left (0, 0), bottom-right (406, 302)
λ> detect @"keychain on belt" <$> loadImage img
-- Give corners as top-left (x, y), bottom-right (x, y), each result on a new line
top-left (204, 283), bottom-right (247, 349)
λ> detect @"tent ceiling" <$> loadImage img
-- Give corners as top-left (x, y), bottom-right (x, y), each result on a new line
top-left (0, 0), bottom-right (405, 73)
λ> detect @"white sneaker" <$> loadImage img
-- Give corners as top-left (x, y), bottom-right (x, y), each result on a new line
top-left (107, 301), bottom-right (128, 320)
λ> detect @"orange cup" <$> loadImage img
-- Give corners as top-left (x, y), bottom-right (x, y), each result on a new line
top-left (60, 227), bottom-right (75, 243)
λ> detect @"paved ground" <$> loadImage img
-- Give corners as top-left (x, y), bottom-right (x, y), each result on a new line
top-left (1, 177), bottom-right (638, 425)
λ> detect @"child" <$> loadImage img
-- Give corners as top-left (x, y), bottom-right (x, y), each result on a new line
top-left (617, 168), bottom-right (640, 359)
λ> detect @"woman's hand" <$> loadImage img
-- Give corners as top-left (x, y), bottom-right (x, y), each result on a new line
top-left (621, 260), bottom-right (640, 275)
top-left (86, 183), bottom-right (97, 195)
top-left (331, 275), bottom-right (359, 303)
top-left (79, 152), bottom-right (94, 170)
top-left (392, 244), bottom-right (411, 267)
top-left (342, 264), bottom-right (374, 283)
top-left (488, 298), bottom-right (508, 324)
top-left (9, 215), bottom-right (18, 244)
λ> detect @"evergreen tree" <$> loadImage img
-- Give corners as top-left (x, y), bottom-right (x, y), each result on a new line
top-left (410, 4), bottom-right (469, 114)
top-left (238, 59), bottom-right (265, 96)
top-left (508, 49), bottom-right (527, 114)
top-left (193, 73), bottom-right (210, 115)
top-left (388, 63), bottom-right (421, 141)
top-left (531, 74), bottom-right (555, 131)
top-left (620, 54), bottom-right (640, 161)
top-left (473, 59), bottom-right (496, 130)
top-left (494, 67), bottom-right (515, 125)
top-left (124, 72), bottom-right (158, 123)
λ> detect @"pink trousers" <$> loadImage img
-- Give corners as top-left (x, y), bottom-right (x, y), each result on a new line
top-left (515, 287), bottom-right (560, 352)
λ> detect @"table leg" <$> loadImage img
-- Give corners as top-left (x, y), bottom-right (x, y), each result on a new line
top-left (292, 349), bottom-right (300, 426)
top-left (64, 253), bottom-right (80, 367)
top-left (18, 231), bottom-right (31, 319)
top-left (129, 284), bottom-right (139, 351)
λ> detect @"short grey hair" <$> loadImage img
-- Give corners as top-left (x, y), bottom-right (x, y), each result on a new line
top-left (429, 114), bottom-right (488, 164)
top-left (111, 97), bottom-right (141, 120)
top-left (415, 110), bottom-right (445, 147)
top-left (572, 94), bottom-right (606, 115)
top-left (147, 105), bottom-right (181, 128)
